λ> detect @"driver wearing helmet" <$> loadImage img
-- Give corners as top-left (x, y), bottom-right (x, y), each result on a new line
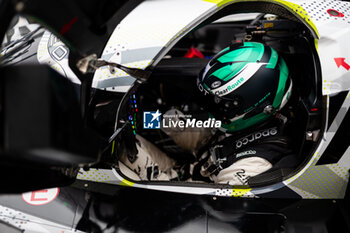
top-left (192, 41), bottom-right (297, 185)
top-left (119, 41), bottom-right (297, 185)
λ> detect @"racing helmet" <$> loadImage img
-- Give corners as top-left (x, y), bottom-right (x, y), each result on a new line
top-left (196, 42), bottom-right (292, 133)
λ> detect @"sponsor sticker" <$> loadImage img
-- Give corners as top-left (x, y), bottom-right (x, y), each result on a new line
top-left (211, 81), bottom-right (222, 88)
top-left (236, 127), bottom-right (278, 149)
top-left (236, 150), bottom-right (257, 158)
top-left (22, 188), bottom-right (59, 206)
top-left (234, 169), bottom-right (250, 185)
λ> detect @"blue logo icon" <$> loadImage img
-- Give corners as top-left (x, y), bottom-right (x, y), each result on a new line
top-left (143, 110), bottom-right (162, 129)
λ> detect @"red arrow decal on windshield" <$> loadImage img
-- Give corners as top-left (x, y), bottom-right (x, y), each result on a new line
top-left (334, 58), bottom-right (350, 71)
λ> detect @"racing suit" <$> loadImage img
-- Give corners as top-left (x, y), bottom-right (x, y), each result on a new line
top-left (195, 117), bottom-right (297, 185)
top-left (119, 134), bottom-right (179, 181)
top-left (120, 110), bottom-right (296, 185)
top-left (119, 109), bottom-right (213, 181)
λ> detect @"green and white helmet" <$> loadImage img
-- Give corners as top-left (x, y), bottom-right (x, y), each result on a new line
top-left (196, 42), bottom-right (292, 133)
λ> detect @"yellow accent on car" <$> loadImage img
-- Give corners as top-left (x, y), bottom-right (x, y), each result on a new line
top-left (231, 188), bottom-right (251, 197)
top-left (314, 39), bottom-right (319, 53)
top-left (202, 0), bottom-right (319, 39)
top-left (111, 140), bottom-right (115, 154)
top-left (120, 179), bottom-right (134, 187)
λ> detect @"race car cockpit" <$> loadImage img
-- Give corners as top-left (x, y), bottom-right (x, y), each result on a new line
top-left (112, 8), bottom-right (323, 187)
top-left (0, 0), bottom-right (332, 197)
